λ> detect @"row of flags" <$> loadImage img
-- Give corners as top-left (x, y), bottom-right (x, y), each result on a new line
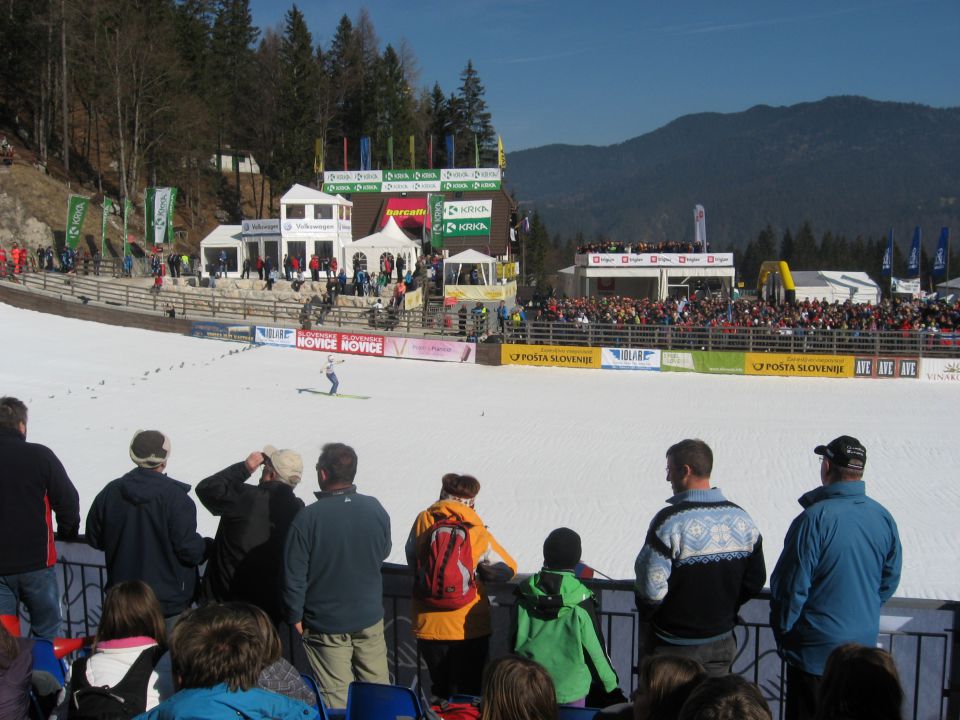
top-left (66, 188), bottom-right (177, 256)
top-left (881, 226), bottom-right (950, 278)
top-left (314, 135), bottom-right (507, 173)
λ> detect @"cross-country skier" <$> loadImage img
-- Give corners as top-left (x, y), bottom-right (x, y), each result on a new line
top-left (325, 355), bottom-right (345, 395)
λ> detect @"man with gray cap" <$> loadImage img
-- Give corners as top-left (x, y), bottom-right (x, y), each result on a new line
top-left (87, 430), bottom-right (208, 621)
top-left (196, 446), bottom-right (305, 623)
top-left (770, 435), bottom-right (902, 720)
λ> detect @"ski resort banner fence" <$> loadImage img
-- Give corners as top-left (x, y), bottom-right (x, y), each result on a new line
top-left (190, 321), bottom-right (254, 343)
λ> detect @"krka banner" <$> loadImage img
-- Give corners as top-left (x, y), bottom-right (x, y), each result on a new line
top-left (101, 197), bottom-right (113, 255)
top-left (145, 187), bottom-right (177, 245)
top-left (65, 195), bottom-right (90, 249)
top-left (428, 194), bottom-right (444, 248)
top-left (933, 227), bottom-right (949, 278)
top-left (907, 226), bottom-right (921, 277)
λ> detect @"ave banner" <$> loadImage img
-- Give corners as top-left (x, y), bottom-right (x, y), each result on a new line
top-left (65, 195), bottom-right (90, 249)
top-left (145, 187), bottom-right (177, 245)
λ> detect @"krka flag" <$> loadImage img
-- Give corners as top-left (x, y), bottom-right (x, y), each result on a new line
top-left (101, 197), bottom-right (113, 255)
top-left (907, 226), bottom-right (921, 277)
top-left (933, 227), bottom-right (949, 278)
top-left (881, 228), bottom-right (893, 276)
top-left (65, 194), bottom-right (90, 249)
top-left (123, 199), bottom-right (133, 256)
top-left (145, 187), bottom-right (177, 245)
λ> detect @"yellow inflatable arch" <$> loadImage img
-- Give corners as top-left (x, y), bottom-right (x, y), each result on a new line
top-left (757, 260), bottom-right (796, 302)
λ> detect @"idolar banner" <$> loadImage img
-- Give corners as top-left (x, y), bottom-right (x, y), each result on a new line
top-left (65, 195), bottom-right (90, 249)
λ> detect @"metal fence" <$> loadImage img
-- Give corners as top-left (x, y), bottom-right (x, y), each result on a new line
top-left (7, 270), bottom-right (960, 358)
top-left (47, 548), bottom-right (958, 720)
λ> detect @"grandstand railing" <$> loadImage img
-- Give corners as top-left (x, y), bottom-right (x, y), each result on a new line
top-left (49, 549), bottom-right (957, 720)
top-left (6, 270), bottom-right (960, 357)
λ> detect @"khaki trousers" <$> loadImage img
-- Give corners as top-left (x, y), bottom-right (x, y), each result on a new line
top-left (302, 618), bottom-right (390, 708)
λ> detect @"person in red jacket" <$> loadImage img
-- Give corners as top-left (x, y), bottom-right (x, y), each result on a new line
top-left (0, 245), bottom-right (7, 276)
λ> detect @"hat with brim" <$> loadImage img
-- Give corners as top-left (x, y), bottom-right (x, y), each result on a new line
top-left (814, 435), bottom-right (866, 470)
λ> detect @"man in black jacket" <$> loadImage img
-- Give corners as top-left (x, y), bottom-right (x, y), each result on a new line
top-left (86, 430), bottom-right (208, 622)
top-left (196, 446), bottom-right (305, 623)
top-left (0, 397), bottom-right (80, 638)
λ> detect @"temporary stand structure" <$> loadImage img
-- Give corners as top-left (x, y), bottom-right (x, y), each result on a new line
top-left (349, 217), bottom-right (419, 272)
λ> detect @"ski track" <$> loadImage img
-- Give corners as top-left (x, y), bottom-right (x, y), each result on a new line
top-left (2, 302), bottom-right (959, 600)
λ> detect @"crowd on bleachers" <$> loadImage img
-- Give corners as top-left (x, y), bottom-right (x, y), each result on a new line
top-left (576, 241), bottom-right (704, 254)
top-left (0, 398), bottom-right (908, 720)
top-left (518, 294), bottom-right (960, 331)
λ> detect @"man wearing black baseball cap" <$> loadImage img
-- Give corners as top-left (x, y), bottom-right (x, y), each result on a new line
top-left (770, 435), bottom-right (902, 720)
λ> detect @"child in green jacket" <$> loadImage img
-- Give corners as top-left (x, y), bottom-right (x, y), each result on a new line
top-left (512, 528), bottom-right (620, 706)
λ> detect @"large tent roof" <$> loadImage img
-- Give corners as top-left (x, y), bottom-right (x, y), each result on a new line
top-left (199, 225), bottom-right (243, 246)
top-left (280, 183), bottom-right (351, 205)
top-left (352, 217), bottom-right (417, 248)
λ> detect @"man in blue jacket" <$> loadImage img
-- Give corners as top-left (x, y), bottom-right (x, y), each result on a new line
top-left (87, 430), bottom-right (208, 622)
top-left (770, 435), bottom-right (902, 720)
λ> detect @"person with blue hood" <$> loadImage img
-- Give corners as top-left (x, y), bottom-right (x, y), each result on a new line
top-left (512, 528), bottom-right (620, 706)
top-left (87, 430), bottom-right (208, 623)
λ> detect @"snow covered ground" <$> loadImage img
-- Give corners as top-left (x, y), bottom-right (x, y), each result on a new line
top-left (3, 301), bottom-right (958, 601)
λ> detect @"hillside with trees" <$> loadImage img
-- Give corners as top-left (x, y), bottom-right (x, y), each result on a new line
top-left (0, 0), bottom-right (498, 247)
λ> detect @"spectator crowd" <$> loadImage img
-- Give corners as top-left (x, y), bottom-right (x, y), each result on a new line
top-left (519, 294), bottom-right (960, 332)
top-left (0, 396), bottom-right (907, 720)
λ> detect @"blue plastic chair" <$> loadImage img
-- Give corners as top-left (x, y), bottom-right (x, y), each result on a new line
top-left (558, 707), bottom-right (601, 720)
top-left (30, 639), bottom-right (66, 686)
top-left (346, 681), bottom-right (423, 720)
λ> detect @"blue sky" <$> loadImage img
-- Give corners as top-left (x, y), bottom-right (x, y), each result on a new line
top-left (249, 0), bottom-right (959, 151)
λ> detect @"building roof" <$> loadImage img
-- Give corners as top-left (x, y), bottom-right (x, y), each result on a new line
top-left (281, 183), bottom-right (351, 205)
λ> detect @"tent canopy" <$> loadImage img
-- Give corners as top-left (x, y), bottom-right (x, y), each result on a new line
top-left (445, 249), bottom-right (496, 264)
top-left (280, 183), bottom-right (351, 206)
top-left (791, 270), bottom-right (880, 303)
top-left (352, 217), bottom-right (417, 248)
top-left (444, 248), bottom-right (499, 286)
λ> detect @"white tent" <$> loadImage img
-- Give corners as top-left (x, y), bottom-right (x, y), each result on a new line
top-left (444, 248), bottom-right (498, 286)
top-left (348, 217), bottom-right (419, 273)
top-left (791, 270), bottom-right (881, 304)
top-left (280, 183), bottom-right (349, 206)
top-left (198, 225), bottom-right (244, 277)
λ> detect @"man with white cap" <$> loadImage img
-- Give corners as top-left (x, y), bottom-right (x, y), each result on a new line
top-left (196, 446), bottom-right (305, 623)
top-left (770, 435), bottom-right (902, 720)
top-left (87, 430), bottom-right (208, 622)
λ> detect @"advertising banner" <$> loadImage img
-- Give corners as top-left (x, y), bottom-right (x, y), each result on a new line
top-left (443, 200), bottom-right (493, 219)
top-left (577, 253), bottom-right (734, 268)
top-left (281, 219), bottom-right (337, 236)
top-left (101, 197), bottom-right (113, 255)
top-left (853, 357), bottom-right (919, 379)
top-left (501, 344), bottom-right (600, 369)
top-left (296, 329), bottom-right (340, 352)
top-left (254, 326), bottom-right (297, 347)
top-left (383, 169), bottom-right (441, 182)
top-left (428, 194), bottom-right (444, 248)
top-left (443, 218), bottom-right (491, 236)
top-left (891, 277), bottom-right (921, 295)
top-left (380, 198), bottom-right (428, 230)
top-left (65, 194), bottom-right (90, 249)
top-left (384, 337), bottom-right (476, 363)
top-left (322, 168), bottom-right (501, 193)
top-left (145, 187), bottom-right (174, 245)
top-left (242, 219), bottom-right (281, 235)
top-left (744, 353), bottom-right (854, 378)
top-left (661, 351), bottom-right (745, 374)
top-left (919, 358), bottom-right (960, 383)
top-left (190, 322), bottom-right (254, 343)
top-left (601, 348), bottom-right (661, 371)
top-left (444, 285), bottom-right (513, 301)
top-left (296, 330), bottom-right (385, 356)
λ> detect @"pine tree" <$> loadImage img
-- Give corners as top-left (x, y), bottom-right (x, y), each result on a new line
top-left (456, 60), bottom-right (494, 167)
top-left (274, 6), bottom-right (319, 190)
top-left (526, 210), bottom-right (550, 287)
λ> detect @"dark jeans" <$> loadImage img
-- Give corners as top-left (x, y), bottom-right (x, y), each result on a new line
top-left (647, 632), bottom-right (737, 677)
top-left (785, 664), bottom-right (820, 720)
top-left (419, 636), bottom-right (489, 700)
top-left (0, 567), bottom-right (62, 639)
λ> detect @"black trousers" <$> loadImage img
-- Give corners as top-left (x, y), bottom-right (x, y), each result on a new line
top-left (785, 663), bottom-right (821, 720)
top-left (419, 636), bottom-right (489, 700)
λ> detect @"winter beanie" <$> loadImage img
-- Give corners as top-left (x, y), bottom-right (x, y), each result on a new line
top-left (543, 527), bottom-right (582, 570)
top-left (129, 430), bottom-right (171, 469)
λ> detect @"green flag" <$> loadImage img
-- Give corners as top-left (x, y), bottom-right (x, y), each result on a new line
top-left (65, 195), bottom-right (90, 249)
top-left (428, 194), bottom-right (444, 249)
top-left (123, 199), bottom-right (133, 256)
top-left (165, 188), bottom-right (178, 244)
top-left (101, 198), bottom-right (113, 256)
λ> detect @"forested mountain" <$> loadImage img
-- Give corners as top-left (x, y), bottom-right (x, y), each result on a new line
top-left (505, 97), bottom-right (960, 255)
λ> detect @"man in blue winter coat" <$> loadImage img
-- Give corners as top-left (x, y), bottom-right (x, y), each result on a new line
top-left (87, 430), bottom-right (209, 622)
top-left (770, 435), bottom-right (902, 720)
